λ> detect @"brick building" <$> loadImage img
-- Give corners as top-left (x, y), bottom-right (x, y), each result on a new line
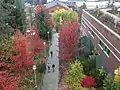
top-left (81, 9), bottom-right (120, 75)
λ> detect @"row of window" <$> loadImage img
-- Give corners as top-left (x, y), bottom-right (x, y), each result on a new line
top-left (99, 40), bottom-right (111, 57)
top-left (89, 29), bottom-right (111, 57)
top-left (81, 20), bottom-right (87, 28)
top-left (82, 19), bottom-right (111, 57)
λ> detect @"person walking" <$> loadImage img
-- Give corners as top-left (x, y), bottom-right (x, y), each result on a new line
top-left (47, 63), bottom-right (50, 73)
top-left (52, 64), bottom-right (55, 73)
top-left (50, 51), bottom-right (53, 57)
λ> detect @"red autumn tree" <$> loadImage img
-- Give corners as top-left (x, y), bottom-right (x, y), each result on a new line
top-left (29, 25), bottom-right (44, 56)
top-left (10, 30), bottom-right (35, 76)
top-left (0, 71), bottom-right (20, 90)
top-left (0, 56), bottom-right (20, 90)
top-left (11, 27), bottom-right (44, 76)
top-left (59, 21), bottom-right (80, 61)
top-left (59, 21), bottom-right (80, 83)
top-left (0, 27), bottom-right (45, 90)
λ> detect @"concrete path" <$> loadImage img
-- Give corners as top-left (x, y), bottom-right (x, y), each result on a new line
top-left (40, 33), bottom-right (59, 90)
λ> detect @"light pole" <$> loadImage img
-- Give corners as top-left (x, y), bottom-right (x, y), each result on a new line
top-left (47, 31), bottom-right (50, 46)
top-left (47, 31), bottom-right (49, 40)
top-left (26, 30), bottom-right (35, 36)
top-left (31, 31), bottom-right (35, 36)
top-left (43, 42), bottom-right (46, 57)
top-left (33, 65), bottom-right (37, 89)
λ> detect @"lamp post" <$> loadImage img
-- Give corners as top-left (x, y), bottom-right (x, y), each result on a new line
top-left (47, 31), bottom-right (49, 40)
top-left (33, 65), bottom-right (37, 88)
top-left (26, 29), bottom-right (31, 36)
top-left (26, 30), bottom-right (35, 36)
top-left (43, 42), bottom-right (46, 57)
top-left (13, 6), bottom-right (16, 9)
top-left (47, 31), bottom-right (50, 46)
top-left (31, 31), bottom-right (35, 36)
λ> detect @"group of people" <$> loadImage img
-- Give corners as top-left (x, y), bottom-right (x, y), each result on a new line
top-left (47, 51), bottom-right (55, 73)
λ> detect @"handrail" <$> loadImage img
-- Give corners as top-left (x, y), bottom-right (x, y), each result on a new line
top-left (83, 9), bottom-right (120, 40)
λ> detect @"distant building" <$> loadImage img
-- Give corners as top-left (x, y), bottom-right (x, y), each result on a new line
top-left (24, 0), bottom-right (33, 4)
top-left (68, 0), bottom-right (85, 2)
top-left (46, 0), bottom-right (69, 14)
top-left (24, 0), bottom-right (47, 5)
top-left (36, 0), bottom-right (47, 4)
top-left (68, 0), bottom-right (105, 2)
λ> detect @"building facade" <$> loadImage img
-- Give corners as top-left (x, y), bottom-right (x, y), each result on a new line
top-left (81, 9), bottom-right (120, 75)
top-left (24, 0), bottom-right (47, 5)
top-left (36, 0), bottom-right (47, 4)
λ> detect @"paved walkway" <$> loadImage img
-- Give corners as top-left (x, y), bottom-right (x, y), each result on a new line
top-left (40, 33), bottom-right (59, 90)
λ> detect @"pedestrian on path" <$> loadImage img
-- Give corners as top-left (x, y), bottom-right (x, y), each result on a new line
top-left (52, 64), bottom-right (55, 73)
top-left (50, 51), bottom-right (53, 57)
top-left (47, 63), bottom-right (50, 73)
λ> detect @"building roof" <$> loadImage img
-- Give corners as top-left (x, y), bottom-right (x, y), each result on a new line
top-left (46, 0), bottom-right (69, 9)
top-left (68, 0), bottom-right (105, 2)
top-left (68, 0), bottom-right (84, 2)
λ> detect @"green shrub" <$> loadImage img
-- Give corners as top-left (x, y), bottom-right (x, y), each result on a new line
top-left (102, 73), bottom-right (120, 90)
top-left (36, 9), bottom-right (52, 40)
top-left (79, 36), bottom-right (94, 57)
top-left (102, 74), bottom-right (114, 90)
top-left (90, 67), bottom-right (107, 87)
top-left (98, 11), bottom-right (104, 17)
top-left (37, 63), bottom-right (46, 73)
top-left (77, 56), bottom-right (96, 75)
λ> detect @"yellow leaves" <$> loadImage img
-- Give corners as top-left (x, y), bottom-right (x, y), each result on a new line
top-left (53, 9), bottom-right (79, 25)
top-left (114, 75), bottom-right (120, 82)
top-left (54, 9), bottom-right (66, 15)
top-left (114, 66), bottom-right (120, 82)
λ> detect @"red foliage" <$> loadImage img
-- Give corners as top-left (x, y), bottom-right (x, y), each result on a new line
top-left (81, 76), bottom-right (96, 88)
top-left (0, 62), bottom-right (20, 90)
top-left (0, 26), bottom-right (44, 90)
top-left (0, 72), bottom-right (19, 90)
top-left (10, 28), bottom-right (44, 76)
top-left (47, 17), bottom-right (54, 28)
top-left (30, 25), bottom-right (44, 55)
top-left (59, 21), bottom-right (80, 61)
top-left (34, 5), bottom-right (46, 15)
top-left (10, 30), bottom-right (34, 76)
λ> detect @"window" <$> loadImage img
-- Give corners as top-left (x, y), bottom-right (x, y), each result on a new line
top-left (81, 20), bottom-right (87, 28)
top-left (99, 40), bottom-right (104, 48)
top-left (91, 31), bottom-right (95, 37)
top-left (88, 28), bottom-right (95, 38)
top-left (98, 40), bottom-right (110, 57)
top-left (104, 46), bottom-right (110, 56)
